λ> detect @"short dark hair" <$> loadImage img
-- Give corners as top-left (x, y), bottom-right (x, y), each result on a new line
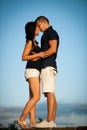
top-left (25, 22), bottom-right (36, 42)
top-left (35, 16), bottom-right (49, 24)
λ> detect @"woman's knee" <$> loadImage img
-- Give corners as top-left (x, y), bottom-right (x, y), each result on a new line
top-left (34, 94), bottom-right (40, 102)
top-left (37, 94), bottom-right (40, 101)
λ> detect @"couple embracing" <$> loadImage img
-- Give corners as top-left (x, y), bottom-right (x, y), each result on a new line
top-left (17, 16), bottom-right (59, 129)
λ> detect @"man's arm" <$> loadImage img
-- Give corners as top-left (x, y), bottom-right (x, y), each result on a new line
top-left (43, 40), bottom-right (58, 58)
top-left (22, 41), bottom-right (44, 61)
top-left (29, 40), bottom-right (58, 60)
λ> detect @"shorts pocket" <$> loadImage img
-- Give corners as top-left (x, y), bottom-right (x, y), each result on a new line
top-left (50, 68), bottom-right (57, 77)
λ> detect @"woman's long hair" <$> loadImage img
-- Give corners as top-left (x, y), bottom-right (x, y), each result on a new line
top-left (25, 22), bottom-right (36, 43)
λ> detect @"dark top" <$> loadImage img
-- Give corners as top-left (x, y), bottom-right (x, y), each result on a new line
top-left (26, 41), bottom-right (42, 71)
top-left (41, 26), bottom-right (59, 71)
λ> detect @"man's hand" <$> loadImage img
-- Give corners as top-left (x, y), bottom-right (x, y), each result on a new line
top-left (31, 52), bottom-right (44, 61)
top-left (31, 51), bottom-right (36, 55)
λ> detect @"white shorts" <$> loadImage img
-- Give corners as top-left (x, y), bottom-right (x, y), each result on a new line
top-left (25, 69), bottom-right (40, 80)
top-left (41, 67), bottom-right (57, 93)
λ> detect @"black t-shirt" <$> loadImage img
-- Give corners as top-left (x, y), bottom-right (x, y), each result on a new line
top-left (26, 41), bottom-right (42, 71)
top-left (41, 26), bottom-right (59, 71)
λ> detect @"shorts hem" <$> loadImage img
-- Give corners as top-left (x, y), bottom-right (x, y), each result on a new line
top-left (25, 68), bottom-right (40, 80)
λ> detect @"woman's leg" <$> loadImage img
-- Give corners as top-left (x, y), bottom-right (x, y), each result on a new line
top-left (19, 77), bottom-right (40, 122)
top-left (29, 105), bottom-right (36, 127)
top-left (29, 87), bottom-right (36, 127)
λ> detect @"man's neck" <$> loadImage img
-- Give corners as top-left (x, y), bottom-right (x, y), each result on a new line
top-left (45, 24), bottom-right (50, 31)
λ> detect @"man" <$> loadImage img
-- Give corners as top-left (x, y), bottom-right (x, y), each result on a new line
top-left (35, 16), bottom-right (59, 128)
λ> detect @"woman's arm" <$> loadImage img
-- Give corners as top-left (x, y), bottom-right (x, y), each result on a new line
top-left (22, 41), bottom-right (44, 61)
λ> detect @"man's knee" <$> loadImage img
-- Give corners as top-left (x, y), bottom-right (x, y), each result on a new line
top-left (45, 93), bottom-right (55, 99)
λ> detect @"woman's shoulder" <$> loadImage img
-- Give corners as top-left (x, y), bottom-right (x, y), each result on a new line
top-left (26, 40), bottom-right (33, 44)
top-left (25, 40), bottom-right (33, 48)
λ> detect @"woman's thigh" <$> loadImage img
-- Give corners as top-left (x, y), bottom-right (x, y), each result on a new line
top-left (28, 77), bottom-right (40, 96)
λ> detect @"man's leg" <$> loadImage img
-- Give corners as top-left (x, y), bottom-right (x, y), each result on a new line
top-left (46, 93), bottom-right (57, 122)
top-left (34, 93), bottom-right (57, 128)
top-left (34, 67), bottom-right (57, 128)
top-left (53, 94), bottom-right (57, 121)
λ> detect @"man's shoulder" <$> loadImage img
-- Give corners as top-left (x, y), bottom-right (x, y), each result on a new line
top-left (47, 26), bottom-right (58, 36)
top-left (47, 28), bottom-right (59, 40)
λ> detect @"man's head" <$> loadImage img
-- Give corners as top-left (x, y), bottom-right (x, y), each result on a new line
top-left (35, 16), bottom-right (50, 32)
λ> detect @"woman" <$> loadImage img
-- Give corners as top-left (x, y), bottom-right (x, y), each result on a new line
top-left (17, 22), bottom-right (44, 129)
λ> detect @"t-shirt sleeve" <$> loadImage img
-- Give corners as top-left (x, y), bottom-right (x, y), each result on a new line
top-left (48, 30), bottom-right (59, 41)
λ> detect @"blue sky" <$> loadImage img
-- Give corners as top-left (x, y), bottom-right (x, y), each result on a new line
top-left (0, 0), bottom-right (87, 107)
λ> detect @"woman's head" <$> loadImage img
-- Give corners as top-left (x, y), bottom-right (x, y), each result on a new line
top-left (25, 22), bottom-right (39, 42)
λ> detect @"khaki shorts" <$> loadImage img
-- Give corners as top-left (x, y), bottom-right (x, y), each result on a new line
top-left (25, 69), bottom-right (40, 80)
top-left (41, 67), bottom-right (57, 93)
